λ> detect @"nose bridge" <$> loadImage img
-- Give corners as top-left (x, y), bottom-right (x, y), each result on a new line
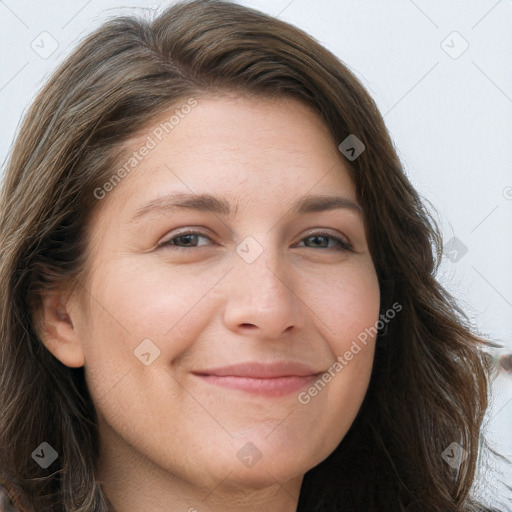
top-left (245, 250), bottom-right (287, 309)
top-left (238, 237), bottom-right (291, 308)
top-left (222, 234), bottom-right (304, 337)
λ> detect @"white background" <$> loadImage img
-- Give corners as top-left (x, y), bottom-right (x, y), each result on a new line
top-left (1, 0), bottom-right (511, 506)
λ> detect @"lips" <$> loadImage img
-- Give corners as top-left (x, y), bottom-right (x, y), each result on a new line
top-left (192, 362), bottom-right (322, 396)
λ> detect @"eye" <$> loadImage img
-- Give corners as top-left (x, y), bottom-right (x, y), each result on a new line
top-left (296, 233), bottom-right (352, 252)
top-left (159, 230), bottom-right (213, 250)
top-left (158, 230), bottom-right (352, 252)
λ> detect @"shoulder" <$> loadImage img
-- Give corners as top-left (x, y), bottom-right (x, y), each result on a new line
top-left (0, 481), bottom-right (32, 512)
top-left (0, 481), bottom-right (20, 512)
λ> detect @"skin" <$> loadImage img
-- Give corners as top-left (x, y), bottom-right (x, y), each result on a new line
top-left (40, 94), bottom-right (380, 512)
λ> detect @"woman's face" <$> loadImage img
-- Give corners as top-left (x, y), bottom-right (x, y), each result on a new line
top-left (58, 95), bottom-right (380, 495)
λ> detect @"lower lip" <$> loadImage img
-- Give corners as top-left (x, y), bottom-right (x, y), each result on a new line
top-left (195, 374), bottom-right (320, 397)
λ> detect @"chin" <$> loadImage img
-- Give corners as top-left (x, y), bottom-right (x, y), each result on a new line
top-left (214, 439), bottom-right (323, 491)
top-left (219, 461), bottom-right (306, 492)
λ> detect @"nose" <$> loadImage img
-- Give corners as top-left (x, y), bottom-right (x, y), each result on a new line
top-left (222, 243), bottom-right (305, 339)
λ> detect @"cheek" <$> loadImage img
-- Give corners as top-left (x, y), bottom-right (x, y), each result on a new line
top-left (304, 259), bottom-right (381, 347)
top-left (295, 259), bottom-right (380, 418)
top-left (78, 305), bottom-right (134, 402)
top-left (82, 257), bottom-right (230, 355)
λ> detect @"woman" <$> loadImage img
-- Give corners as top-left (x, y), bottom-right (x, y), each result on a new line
top-left (0, 0), bottom-right (505, 510)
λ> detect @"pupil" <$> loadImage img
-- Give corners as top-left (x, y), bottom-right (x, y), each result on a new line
top-left (180, 234), bottom-right (195, 246)
top-left (310, 236), bottom-right (327, 247)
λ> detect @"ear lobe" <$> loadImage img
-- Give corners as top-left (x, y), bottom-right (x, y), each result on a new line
top-left (38, 289), bottom-right (85, 368)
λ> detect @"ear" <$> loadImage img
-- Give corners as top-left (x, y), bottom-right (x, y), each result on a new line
top-left (37, 288), bottom-right (85, 368)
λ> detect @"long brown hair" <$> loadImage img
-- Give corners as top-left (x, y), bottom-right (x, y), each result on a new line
top-left (0, 1), bottom-right (502, 510)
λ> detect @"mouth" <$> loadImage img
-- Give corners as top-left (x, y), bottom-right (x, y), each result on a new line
top-left (192, 361), bottom-right (323, 397)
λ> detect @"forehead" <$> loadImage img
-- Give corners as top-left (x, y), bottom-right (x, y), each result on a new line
top-left (93, 94), bottom-right (357, 221)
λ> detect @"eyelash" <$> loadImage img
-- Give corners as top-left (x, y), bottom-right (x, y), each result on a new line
top-left (159, 230), bottom-right (353, 252)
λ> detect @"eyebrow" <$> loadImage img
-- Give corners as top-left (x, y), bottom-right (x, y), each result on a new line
top-left (129, 192), bottom-right (362, 223)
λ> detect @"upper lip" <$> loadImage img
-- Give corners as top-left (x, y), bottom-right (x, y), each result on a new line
top-left (193, 361), bottom-right (322, 378)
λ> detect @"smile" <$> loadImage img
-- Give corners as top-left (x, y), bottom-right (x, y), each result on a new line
top-left (192, 362), bottom-right (323, 397)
